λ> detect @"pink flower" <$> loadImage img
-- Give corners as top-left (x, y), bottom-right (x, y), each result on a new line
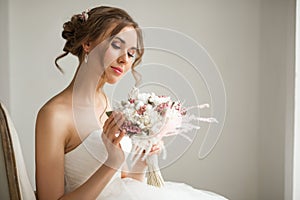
top-left (129, 98), bottom-right (135, 104)
top-left (121, 120), bottom-right (143, 136)
top-left (137, 105), bottom-right (147, 115)
top-left (155, 102), bottom-right (170, 115)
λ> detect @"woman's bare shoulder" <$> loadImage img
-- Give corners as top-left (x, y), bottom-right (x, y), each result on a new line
top-left (36, 93), bottom-right (73, 139)
top-left (39, 93), bottom-right (71, 117)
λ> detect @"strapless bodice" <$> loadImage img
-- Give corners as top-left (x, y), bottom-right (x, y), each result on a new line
top-left (64, 130), bottom-right (228, 200)
top-left (64, 130), bottom-right (118, 194)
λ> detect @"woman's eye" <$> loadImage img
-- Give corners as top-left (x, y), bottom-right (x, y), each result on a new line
top-left (111, 42), bottom-right (121, 49)
top-left (127, 50), bottom-right (136, 58)
top-left (127, 52), bottom-right (135, 58)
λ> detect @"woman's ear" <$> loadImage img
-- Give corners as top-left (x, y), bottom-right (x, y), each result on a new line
top-left (82, 41), bottom-right (91, 53)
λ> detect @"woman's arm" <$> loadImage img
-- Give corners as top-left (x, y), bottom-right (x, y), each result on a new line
top-left (35, 106), bottom-right (124, 200)
top-left (59, 165), bottom-right (117, 200)
top-left (35, 105), bottom-right (67, 199)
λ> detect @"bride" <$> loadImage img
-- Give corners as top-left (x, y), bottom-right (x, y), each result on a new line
top-left (35, 5), bottom-right (228, 200)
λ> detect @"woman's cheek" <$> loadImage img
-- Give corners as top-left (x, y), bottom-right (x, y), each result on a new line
top-left (103, 49), bottom-right (120, 67)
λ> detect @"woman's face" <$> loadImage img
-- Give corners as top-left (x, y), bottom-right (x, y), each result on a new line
top-left (102, 26), bottom-right (138, 84)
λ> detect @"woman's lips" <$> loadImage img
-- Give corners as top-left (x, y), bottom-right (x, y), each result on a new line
top-left (111, 66), bottom-right (123, 75)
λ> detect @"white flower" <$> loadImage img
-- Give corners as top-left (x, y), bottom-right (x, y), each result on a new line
top-left (135, 101), bottom-right (144, 110)
top-left (149, 95), bottom-right (170, 105)
top-left (143, 116), bottom-right (150, 126)
top-left (129, 87), bottom-right (139, 99)
top-left (138, 93), bottom-right (151, 103)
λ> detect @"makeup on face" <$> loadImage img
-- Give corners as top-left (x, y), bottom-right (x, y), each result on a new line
top-left (110, 36), bottom-right (137, 60)
top-left (102, 28), bottom-right (138, 83)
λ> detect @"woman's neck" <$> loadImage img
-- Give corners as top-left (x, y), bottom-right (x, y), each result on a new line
top-left (66, 65), bottom-right (106, 100)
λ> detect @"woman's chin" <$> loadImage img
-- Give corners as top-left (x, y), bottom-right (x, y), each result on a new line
top-left (104, 72), bottom-right (126, 85)
top-left (106, 78), bottom-right (120, 85)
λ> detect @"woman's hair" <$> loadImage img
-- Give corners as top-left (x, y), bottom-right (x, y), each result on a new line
top-left (55, 6), bottom-right (144, 80)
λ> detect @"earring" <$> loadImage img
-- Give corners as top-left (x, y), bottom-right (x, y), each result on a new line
top-left (84, 53), bottom-right (88, 63)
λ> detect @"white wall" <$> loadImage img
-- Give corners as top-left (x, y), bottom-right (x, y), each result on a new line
top-left (4, 0), bottom-right (295, 200)
top-left (285, 0), bottom-right (296, 200)
top-left (294, 0), bottom-right (300, 199)
top-left (258, 0), bottom-right (296, 200)
top-left (0, 0), bottom-right (10, 108)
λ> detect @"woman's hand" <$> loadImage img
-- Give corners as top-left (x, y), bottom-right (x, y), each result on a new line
top-left (122, 143), bottom-right (162, 182)
top-left (131, 143), bottom-right (161, 172)
top-left (102, 111), bottom-right (126, 169)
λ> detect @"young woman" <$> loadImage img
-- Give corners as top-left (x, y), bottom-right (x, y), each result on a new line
top-left (35, 5), bottom-right (227, 200)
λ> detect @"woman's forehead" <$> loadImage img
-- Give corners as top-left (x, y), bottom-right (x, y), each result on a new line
top-left (113, 27), bottom-right (138, 47)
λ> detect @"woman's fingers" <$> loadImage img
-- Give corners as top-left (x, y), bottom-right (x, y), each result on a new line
top-left (108, 113), bottom-right (124, 130)
top-left (112, 116), bottom-right (125, 133)
top-left (103, 112), bottom-right (119, 133)
top-left (151, 145), bottom-right (160, 152)
top-left (103, 112), bottom-right (114, 132)
top-left (101, 112), bottom-right (126, 168)
top-left (107, 116), bottom-right (124, 140)
top-left (148, 143), bottom-right (163, 156)
top-left (103, 111), bottom-right (126, 142)
top-left (149, 149), bottom-right (160, 156)
top-left (113, 129), bottom-right (126, 145)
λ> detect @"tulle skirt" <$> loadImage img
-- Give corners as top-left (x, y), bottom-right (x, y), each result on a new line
top-left (99, 177), bottom-right (228, 200)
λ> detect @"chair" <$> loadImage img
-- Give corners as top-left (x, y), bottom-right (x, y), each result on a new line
top-left (0, 102), bottom-right (36, 200)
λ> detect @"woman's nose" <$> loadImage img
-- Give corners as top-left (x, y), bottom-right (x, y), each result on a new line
top-left (117, 52), bottom-right (129, 64)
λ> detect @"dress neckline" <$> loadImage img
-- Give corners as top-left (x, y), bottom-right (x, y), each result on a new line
top-left (65, 129), bottom-right (101, 156)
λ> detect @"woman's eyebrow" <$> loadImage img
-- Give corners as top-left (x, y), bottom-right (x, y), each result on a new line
top-left (115, 36), bottom-right (137, 50)
top-left (115, 36), bottom-right (126, 44)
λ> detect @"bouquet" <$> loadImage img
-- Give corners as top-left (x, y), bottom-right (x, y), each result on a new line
top-left (107, 87), bottom-right (217, 187)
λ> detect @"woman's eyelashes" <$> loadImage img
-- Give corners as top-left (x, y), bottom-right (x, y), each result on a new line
top-left (111, 42), bottom-right (121, 49)
top-left (127, 51), bottom-right (135, 58)
top-left (111, 42), bottom-right (135, 58)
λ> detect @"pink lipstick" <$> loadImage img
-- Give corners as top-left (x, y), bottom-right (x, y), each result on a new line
top-left (111, 66), bottom-right (123, 75)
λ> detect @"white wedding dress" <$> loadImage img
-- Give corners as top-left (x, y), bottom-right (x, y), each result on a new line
top-left (64, 130), bottom-right (228, 200)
